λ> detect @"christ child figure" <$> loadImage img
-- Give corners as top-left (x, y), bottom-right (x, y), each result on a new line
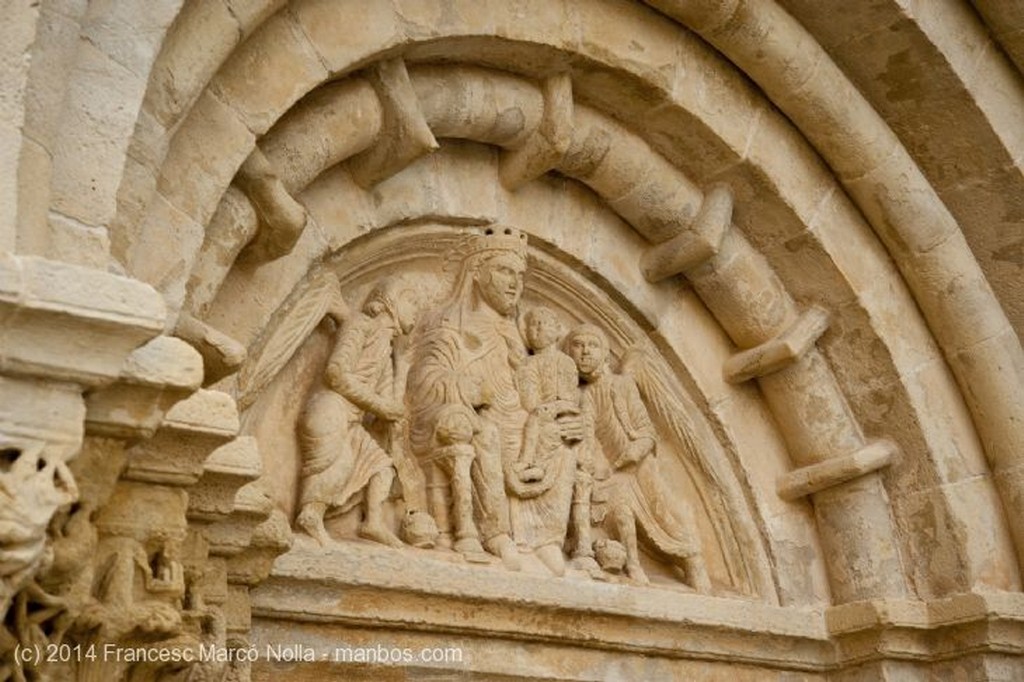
top-left (515, 307), bottom-right (598, 572)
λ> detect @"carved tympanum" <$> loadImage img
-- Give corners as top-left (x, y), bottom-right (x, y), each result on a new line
top-left (291, 226), bottom-right (711, 592)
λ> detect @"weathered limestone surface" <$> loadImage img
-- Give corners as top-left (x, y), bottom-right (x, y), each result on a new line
top-left (2, 1), bottom-right (1024, 680)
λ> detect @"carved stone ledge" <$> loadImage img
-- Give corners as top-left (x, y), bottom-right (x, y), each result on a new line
top-left (640, 184), bottom-right (733, 282)
top-left (124, 389), bottom-right (240, 486)
top-left (0, 253), bottom-right (166, 385)
top-left (777, 440), bottom-right (897, 501)
top-left (724, 305), bottom-right (831, 384)
top-left (202, 487), bottom-right (270, 558)
top-left (85, 335), bottom-right (203, 439)
top-left (188, 436), bottom-right (262, 523)
top-left (500, 73), bottom-right (573, 190)
top-left (253, 547), bottom-right (1024, 677)
top-left (227, 507), bottom-right (293, 587)
top-left (252, 543), bottom-right (831, 672)
top-left (827, 593), bottom-right (1024, 667)
top-left (0, 376), bottom-right (84, 456)
top-left (349, 58), bottom-right (439, 188)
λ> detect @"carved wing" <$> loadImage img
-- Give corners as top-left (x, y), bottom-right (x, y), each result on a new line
top-left (619, 346), bottom-right (722, 488)
top-left (236, 271), bottom-right (348, 410)
top-left (622, 346), bottom-right (770, 594)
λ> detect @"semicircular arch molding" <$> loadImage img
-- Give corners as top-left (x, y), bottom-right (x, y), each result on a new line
top-left (127, 0), bottom-right (1021, 610)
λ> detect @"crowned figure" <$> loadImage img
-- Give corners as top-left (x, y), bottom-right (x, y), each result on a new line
top-left (405, 226), bottom-right (531, 569)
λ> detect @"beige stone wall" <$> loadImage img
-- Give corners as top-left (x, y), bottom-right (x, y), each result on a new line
top-left (1, 1), bottom-right (1023, 680)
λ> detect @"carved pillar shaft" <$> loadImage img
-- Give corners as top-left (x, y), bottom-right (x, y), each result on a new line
top-left (648, 0), bottom-right (1024, 580)
top-left (686, 226), bottom-right (908, 603)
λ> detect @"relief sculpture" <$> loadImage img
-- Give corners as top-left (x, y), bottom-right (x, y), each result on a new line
top-left (511, 307), bottom-right (596, 577)
top-left (296, 277), bottom-right (420, 549)
top-left (566, 325), bottom-right (711, 591)
top-left (405, 226), bottom-right (536, 571)
top-left (293, 226), bottom-right (711, 592)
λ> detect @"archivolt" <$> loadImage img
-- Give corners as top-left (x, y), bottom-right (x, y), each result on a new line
top-left (108, 0), bottom-right (1021, 606)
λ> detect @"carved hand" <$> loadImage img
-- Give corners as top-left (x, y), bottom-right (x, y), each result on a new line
top-left (615, 437), bottom-right (655, 469)
top-left (556, 412), bottom-right (585, 443)
top-left (379, 399), bottom-right (406, 422)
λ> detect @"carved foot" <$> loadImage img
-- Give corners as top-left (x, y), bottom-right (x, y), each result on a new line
top-left (485, 534), bottom-right (523, 572)
top-left (536, 545), bottom-right (566, 577)
top-left (358, 522), bottom-right (404, 548)
top-left (453, 536), bottom-right (490, 563)
top-left (626, 561), bottom-right (649, 585)
top-left (681, 557), bottom-right (713, 594)
top-left (570, 554), bottom-right (601, 576)
top-left (453, 536), bottom-right (484, 554)
top-left (296, 508), bottom-right (331, 547)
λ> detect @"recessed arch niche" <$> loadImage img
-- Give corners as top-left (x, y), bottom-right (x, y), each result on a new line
top-left (104, 1), bottom-right (1021, 677)
top-left (234, 215), bottom-right (779, 598)
top-left (177, 44), bottom-right (1016, 674)
top-left (4, 0), bottom-right (1024, 678)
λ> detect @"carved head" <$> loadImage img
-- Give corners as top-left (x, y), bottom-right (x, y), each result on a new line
top-left (444, 226), bottom-right (528, 318)
top-left (400, 510), bottom-right (439, 549)
top-left (362, 276), bottom-right (421, 334)
top-left (475, 252), bottom-right (525, 317)
top-left (524, 307), bottom-right (564, 351)
top-left (564, 324), bottom-right (609, 378)
top-left (0, 442), bottom-right (78, 580)
top-left (594, 538), bottom-right (627, 573)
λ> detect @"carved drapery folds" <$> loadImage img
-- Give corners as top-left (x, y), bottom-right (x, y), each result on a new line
top-left (164, 52), bottom-right (916, 609)
top-left (245, 226), bottom-right (745, 595)
top-left (5, 0), bottom-right (1021, 675)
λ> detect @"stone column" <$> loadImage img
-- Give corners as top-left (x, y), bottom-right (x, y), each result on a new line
top-left (0, 253), bottom-right (204, 679)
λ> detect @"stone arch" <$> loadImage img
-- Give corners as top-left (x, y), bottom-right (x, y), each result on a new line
top-left (94, 0), bottom-right (1020, 611)
top-left (2, 0), bottom-right (1024, 679)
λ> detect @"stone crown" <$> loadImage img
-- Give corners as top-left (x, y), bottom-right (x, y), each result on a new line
top-left (459, 225), bottom-right (528, 264)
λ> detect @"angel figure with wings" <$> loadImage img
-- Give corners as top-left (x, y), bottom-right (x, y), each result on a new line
top-left (566, 324), bottom-right (712, 591)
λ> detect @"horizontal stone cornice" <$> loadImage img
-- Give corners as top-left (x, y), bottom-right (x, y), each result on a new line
top-left (252, 543), bottom-right (1024, 674)
top-left (0, 253), bottom-right (167, 387)
top-left (254, 543), bottom-right (831, 672)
